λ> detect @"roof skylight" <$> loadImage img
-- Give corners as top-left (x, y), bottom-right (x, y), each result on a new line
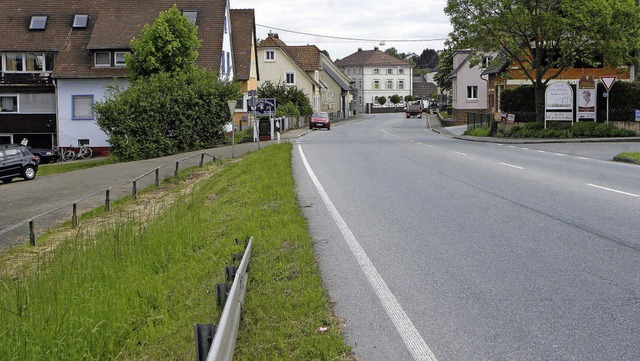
top-left (182, 10), bottom-right (197, 24)
top-left (29, 16), bottom-right (48, 30)
top-left (73, 15), bottom-right (89, 28)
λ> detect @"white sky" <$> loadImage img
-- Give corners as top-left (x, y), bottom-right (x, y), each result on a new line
top-left (230, 0), bottom-right (452, 60)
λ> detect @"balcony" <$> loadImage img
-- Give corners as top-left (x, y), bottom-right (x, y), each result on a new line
top-left (0, 72), bottom-right (54, 86)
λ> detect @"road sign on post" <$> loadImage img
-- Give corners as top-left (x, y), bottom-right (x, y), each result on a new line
top-left (599, 76), bottom-right (617, 124)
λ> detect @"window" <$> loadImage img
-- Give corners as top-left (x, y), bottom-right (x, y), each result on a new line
top-left (387, 69), bottom-right (393, 75)
top-left (373, 68), bottom-right (380, 75)
top-left (398, 80), bottom-right (405, 90)
top-left (0, 96), bottom-right (18, 112)
top-left (224, 16), bottom-right (228, 33)
top-left (4, 54), bottom-right (23, 71)
top-left (482, 56), bottom-right (492, 68)
top-left (226, 52), bottom-right (231, 74)
top-left (29, 16), bottom-right (47, 30)
top-left (72, 95), bottom-right (94, 120)
top-left (386, 80), bottom-right (393, 90)
top-left (25, 53), bottom-right (44, 71)
top-left (285, 71), bottom-right (295, 85)
top-left (373, 80), bottom-right (380, 90)
top-left (265, 50), bottom-right (275, 61)
top-left (95, 52), bottom-right (110, 66)
top-left (221, 52), bottom-right (226, 74)
top-left (182, 10), bottom-right (197, 24)
top-left (114, 52), bottom-right (128, 66)
top-left (467, 86), bottom-right (478, 100)
top-left (73, 15), bottom-right (89, 28)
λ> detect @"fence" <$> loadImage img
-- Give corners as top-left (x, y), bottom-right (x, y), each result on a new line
top-left (467, 112), bottom-right (492, 129)
top-left (0, 152), bottom-right (217, 248)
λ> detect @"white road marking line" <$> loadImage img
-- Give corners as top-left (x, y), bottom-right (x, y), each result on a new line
top-left (454, 152), bottom-right (468, 156)
top-left (423, 144), bottom-right (435, 148)
top-left (298, 145), bottom-right (437, 361)
top-left (577, 157), bottom-right (589, 160)
top-left (552, 153), bottom-right (568, 157)
top-left (537, 150), bottom-right (547, 153)
top-left (586, 183), bottom-right (640, 198)
top-left (521, 147), bottom-right (530, 150)
top-left (500, 162), bottom-right (525, 170)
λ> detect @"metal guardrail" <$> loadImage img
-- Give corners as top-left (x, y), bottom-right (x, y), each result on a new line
top-left (195, 237), bottom-right (252, 361)
top-left (0, 152), bottom-right (217, 247)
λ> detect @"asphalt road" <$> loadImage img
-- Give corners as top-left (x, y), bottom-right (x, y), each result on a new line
top-left (293, 113), bottom-right (640, 360)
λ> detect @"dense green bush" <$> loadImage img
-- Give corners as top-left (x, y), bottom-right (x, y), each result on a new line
top-left (501, 85), bottom-right (536, 112)
top-left (96, 69), bottom-right (239, 161)
top-left (258, 81), bottom-right (313, 116)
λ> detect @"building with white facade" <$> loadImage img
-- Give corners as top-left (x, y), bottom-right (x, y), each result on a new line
top-left (335, 48), bottom-right (413, 113)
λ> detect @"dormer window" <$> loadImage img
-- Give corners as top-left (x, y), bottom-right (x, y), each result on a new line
top-left (73, 15), bottom-right (89, 29)
top-left (29, 16), bottom-right (48, 30)
top-left (114, 52), bottom-right (129, 66)
top-left (95, 52), bottom-right (111, 67)
top-left (182, 10), bottom-right (197, 24)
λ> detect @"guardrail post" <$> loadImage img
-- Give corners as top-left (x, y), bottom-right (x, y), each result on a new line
top-left (194, 324), bottom-right (216, 361)
top-left (225, 266), bottom-right (238, 283)
top-left (216, 283), bottom-right (229, 310)
top-left (29, 220), bottom-right (36, 246)
top-left (200, 154), bottom-right (205, 167)
top-left (175, 161), bottom-right (179, 178)
top-left (72, 203), bottom-right (78, 227)
top-left (105, 189), bottom-right (111, 212)
top-left (155, 168), bottom-right (160, 187)
top-left (132, 180), bottom-right (137, 200)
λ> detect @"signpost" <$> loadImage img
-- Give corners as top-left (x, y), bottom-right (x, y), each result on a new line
top-left (247, 98), bottom-right (277, 140)
top-left (577, 75), bottom-right (596, 121)
top-left (600, 76), bottom-right (617, 125)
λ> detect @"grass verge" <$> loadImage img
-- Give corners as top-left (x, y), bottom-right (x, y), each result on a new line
top-left (0, 143), bottom-right (352, 360)
top-left (614, 152), bottom-right (640, 164)
top-left (38, 157), bottom-right (115, 176)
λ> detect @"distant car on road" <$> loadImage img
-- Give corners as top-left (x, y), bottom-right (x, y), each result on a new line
top-left (0, 144), bottom-right (38, 183)
top-left (309, 112), bottom-right (331, 130)
top-left (26, 146), bottom-right (59, 164)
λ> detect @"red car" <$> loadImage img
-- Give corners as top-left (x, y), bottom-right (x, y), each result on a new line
top-left (309, 112), bottom-right (331, 130)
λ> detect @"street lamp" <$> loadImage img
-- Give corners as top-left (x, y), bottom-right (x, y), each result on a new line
top-left (227, 99), bottom-right (236, 159)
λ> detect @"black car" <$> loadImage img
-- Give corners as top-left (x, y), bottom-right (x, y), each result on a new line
top-left (27, 146), bottom-right (59, 164)
top-left (0, 144), bottom-right (39, 183)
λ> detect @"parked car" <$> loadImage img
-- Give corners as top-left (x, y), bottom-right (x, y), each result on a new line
top-left (309, 112), bottom-right (331, 130)
top-left (27, 146), bottom-right (59, 164)
top-left (0, 144), bottom-right (39, 183)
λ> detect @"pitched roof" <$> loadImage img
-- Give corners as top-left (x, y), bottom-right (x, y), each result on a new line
top-left (230, 9), bottom-right (257, 81)
top-left (285, 46), bottom-right (322, 72)
top-left (334, 48), bottom-right (412, 68)
top-left (0, 0), bottom-right (227, 78)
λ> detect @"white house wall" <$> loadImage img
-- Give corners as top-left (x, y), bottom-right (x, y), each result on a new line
top-left (257, 48), bottom-right (315, 108)
top-left (57, 78), bottom-right (128, 148)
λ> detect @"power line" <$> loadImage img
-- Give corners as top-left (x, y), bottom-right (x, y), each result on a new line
top-left (256, 24), bottom-right (447, 43)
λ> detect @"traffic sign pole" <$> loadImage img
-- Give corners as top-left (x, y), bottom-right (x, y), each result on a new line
top-left (600, 76), bottom-right (617, 125)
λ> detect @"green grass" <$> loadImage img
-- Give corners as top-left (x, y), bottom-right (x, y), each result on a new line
top-left (0, 144), bottom-right (351, 360)
top-left (615, 152), bottom-right (640, 164)
top-left (38, 157), bottom-right (115, 176)
top-left (463, 126), bottom-right (492, 137)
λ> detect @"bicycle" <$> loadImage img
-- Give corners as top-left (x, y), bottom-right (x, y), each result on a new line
top-left (60, 145), bottom-right (93, 161)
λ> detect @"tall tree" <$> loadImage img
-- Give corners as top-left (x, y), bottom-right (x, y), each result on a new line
top-left (126, 5), bottom-right (201, 81)
top-left (445, 0), bottom-right (640, 122)
top-left (417, 48), bottom-right (439, 69)
top-left (434, 46), bottom-right (454, 93)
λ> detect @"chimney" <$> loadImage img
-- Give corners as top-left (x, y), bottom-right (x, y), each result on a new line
top-left (268, 32), bottom-right (279, 39)
top-left (374, 46), bottom-right (379, 51)
top-left (358, 48), bottom-right (362, 52)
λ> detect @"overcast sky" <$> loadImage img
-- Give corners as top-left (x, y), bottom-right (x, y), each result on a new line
top-left (230, 0), bottom-right (452, 60)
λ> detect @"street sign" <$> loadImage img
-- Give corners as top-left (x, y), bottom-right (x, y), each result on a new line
top-left (600, 76), bottom-right (617, 92)
top-left (247, 98), bottom-right (276, 115)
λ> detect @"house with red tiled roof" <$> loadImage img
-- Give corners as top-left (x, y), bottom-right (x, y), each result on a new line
top-left (257, 33), bottom-right (353, 120)
top-left (0, 0), bottom-right (234, 153)
top-left (230, 9), bottom-right (259, 131)
top-left (335, 47), bottom-right (413, 113)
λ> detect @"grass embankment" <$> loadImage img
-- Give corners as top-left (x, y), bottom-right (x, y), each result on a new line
top-left (0, 143), bottom-right (351, 360)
